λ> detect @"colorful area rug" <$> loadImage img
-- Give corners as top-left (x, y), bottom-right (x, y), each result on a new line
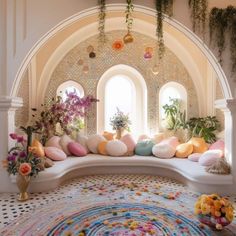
top-left (1, 175), bottom-right (236, 236)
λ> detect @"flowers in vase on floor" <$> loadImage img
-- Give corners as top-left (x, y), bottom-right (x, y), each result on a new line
top-left (33, 92), bottom-right (98, 143)
top-left (110, 108), bottom-right (131, 131)
top-left (3, 133), bottom-right (41, 177)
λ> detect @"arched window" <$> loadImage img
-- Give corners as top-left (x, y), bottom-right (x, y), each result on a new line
top-left (97, 65), bottom-right (147, 136)
top-left (57, 80), bottom-right (84, 101)
top-left (159, 82), bottom-right (187, 122)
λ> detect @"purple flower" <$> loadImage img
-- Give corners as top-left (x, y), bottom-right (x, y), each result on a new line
top-left (9, 133), bottom-right (18, 140)
top-left (17, 136), bottom-right (25, 143)
top-left (7, 155), bottom-right (16, 162)
top-left (19, 151), bottom-right (27, 158)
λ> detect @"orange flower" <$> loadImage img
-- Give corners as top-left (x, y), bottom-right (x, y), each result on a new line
top-left (19, 163), bottom-right (32, 176)
top-left (112, 40), bottom-right (124, 51)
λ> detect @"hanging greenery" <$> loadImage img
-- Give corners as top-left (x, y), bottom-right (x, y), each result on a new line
top-left (209, 6), bottom-right (236, 73)
top-left (188, 0), bottom-right (208, 35)
top-left (98, 0), bottom-right (106, 45)
top-left (123, 0), bottom-right (134, 43)
top-left (155, 0), bottom-right (173, 59)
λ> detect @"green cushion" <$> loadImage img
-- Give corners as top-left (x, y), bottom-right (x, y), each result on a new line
top-left (135, 140), bottom-right (155, 156)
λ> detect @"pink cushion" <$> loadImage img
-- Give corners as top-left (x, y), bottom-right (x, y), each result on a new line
top-left (138, 134), bottom-right (150, 142)
top-left (199, 150), bottom-right (222, 166)
top-left (160, 136), bottom-right (179, 149)
top-left (120, 134), bottom-right (136, 152)
top-left (45, 136), bottom-right (62, 150)
top-left (59, 134), bottom-right (73, 156)
top-left (77, 134), bottom-right (89, 153)
top-left (152, 143), bottom-right (176, 159)
top-left (188, 153), bottom-right (201, 162)
top-left (68, 142), bottom-right (87, 157)
top-left (209, 140), bottom-right (224, 157)
top-left (44, 147), bottom-right (67, 161)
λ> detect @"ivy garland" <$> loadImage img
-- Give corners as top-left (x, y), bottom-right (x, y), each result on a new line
top-left (209, 6), bottom-right (236, 73)
top-left (188, 0), bottom-right (208, 35)
top-left (125, 0), bottom-right (134, 33)
top-left (98, 0), bottom-right (106, 45)
top-left (155, 0), bottom-right (173, 59)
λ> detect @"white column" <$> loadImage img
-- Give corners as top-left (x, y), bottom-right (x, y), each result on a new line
top-left (0, 96), bottom-right (23, 192)
top-left (215, 98), bottom-right (236, 183)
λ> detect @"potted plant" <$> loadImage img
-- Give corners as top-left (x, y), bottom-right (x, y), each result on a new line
top-left (110, 108), bottom-right (131, 139)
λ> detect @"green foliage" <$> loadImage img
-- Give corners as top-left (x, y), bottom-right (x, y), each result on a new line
top-left (98, 0), bottom-right (106, 45)
top-left (125, 0), bottom-right (134, 32)
top-left (110, 108), bottom-right (131, 131)
top-left (209, 6), bottom-right (236, 73)
top-left (155, 0), bottom-right (173, 59)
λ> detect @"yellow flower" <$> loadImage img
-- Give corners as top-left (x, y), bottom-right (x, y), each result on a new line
top-left (226, 211), bottom-right (234, 222)
top-left (201, 203), bottom-right (211, 215)
top-left (214, 200), bottom-right (222, 210)
top-left (214, 211), bottom-right (221, 217)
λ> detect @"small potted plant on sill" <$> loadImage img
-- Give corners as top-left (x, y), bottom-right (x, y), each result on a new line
top-left (110, 108), bottom-right (131, 139)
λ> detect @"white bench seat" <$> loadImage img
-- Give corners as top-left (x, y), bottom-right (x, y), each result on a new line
top-left (28, 154), bottom-right (234, 194)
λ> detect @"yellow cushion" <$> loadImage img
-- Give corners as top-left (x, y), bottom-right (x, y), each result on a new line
top-left (28, 139), bottom-right (45, 157)
top-left (103, 131), bottom-right (115, 141)
top-left (175, 143), bottom-right (193, 158)
top-left (98, 141), bottom-right (108, 155)
top-left (188, 137), bottom-right (208, 153)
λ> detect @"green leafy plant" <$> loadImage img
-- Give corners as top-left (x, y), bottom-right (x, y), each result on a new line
top-left (188, 0), bottom-right (208, 36)
top-left (155, 0), bottom-right (173, 59)
top-left (209, 6), bottom-right (236, 73)
top-left (110, 108), bottom-right (131, 131)
top-left (125, 0), bottom-right (134, 33)
top-left (187, 116), bottom-right (220, 143)
top-left (98, 0), bottom-right (106, 45)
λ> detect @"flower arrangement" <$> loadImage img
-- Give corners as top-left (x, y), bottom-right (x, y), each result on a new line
top-left (33, 92), bottom-right (98, 144)
top-left (110, 108), bottom-right (131, 131)
top-left (194, 194), bottom-right (234, 230)
top-left (3, 133), bottom-right (41, 177)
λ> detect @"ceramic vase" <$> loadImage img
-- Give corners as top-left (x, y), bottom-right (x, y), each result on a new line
top-left (16, 174), bottom-right (30, 201)
top-left (116, 128), bottom-right (125, 139)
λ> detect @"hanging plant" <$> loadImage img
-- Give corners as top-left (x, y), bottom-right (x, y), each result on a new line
top-left (98, 0), bottom-right (106, 45)
top-left (188, 0), bottom-right (208, 35)
top-left (209, 6), bottom-right (236, 73)
top-left (123, 0), bottom-right (134, 44)
top-left (155, 0), bottom-right (173, 59)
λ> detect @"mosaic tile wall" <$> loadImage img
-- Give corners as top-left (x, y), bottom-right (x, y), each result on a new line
top-left (44, 31), bottom-right (199, 135)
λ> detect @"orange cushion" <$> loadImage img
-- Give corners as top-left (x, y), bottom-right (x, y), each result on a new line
top-left (29, 139), bottom-right (45, 157)
top-left (103, 131), bottom-right (114, 141)
top-left (188, 137), bottom-right (208, 153)
top-left (175, 143), bottom-right (193, 158)
top-left (98, 141), bottom-right (108, 155)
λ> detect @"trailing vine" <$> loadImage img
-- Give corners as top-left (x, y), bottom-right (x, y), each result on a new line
top-left (188, 0), bottom-right (208, 35)
top-left (155, 0), bottom-right (173, 59)
top-left (209, 6), bottom-right (236, 73)
top-left (123, 0), bottom-right (134, 43)
top-left (98, 0), bottom-right (106, 45)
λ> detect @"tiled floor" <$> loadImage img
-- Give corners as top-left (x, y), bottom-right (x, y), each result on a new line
top-left (0, 175), bottom-right (236, 233)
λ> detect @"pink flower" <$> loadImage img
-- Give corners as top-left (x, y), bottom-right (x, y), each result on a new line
top-left (17, 136), bottom-right (25, 143)
top-left (10, 133), bottom-right (18, 140)
top-left (19, 163), bottom-right (32, 176)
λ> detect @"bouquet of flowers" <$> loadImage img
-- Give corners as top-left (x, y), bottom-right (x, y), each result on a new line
top-left (194, 193), bottom-right (234, 230)
top-left (3, 133), bottom-right (41, 177)
top-left (110, 108), bottom-right (131, 131)
top-left (33, 92), bottom-right (98, 144)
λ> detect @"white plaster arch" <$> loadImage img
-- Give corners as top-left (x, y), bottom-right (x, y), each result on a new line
top-left (12, 4), bottom-right (232, 101)
top-left (97, 64), bottom-right (147, 135)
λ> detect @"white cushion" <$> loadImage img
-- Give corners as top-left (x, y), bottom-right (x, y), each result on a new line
top-left (77, 134), bottom-right (89, 153)
top-left (87, 134), bottom-right (106, 154)
top-left (106, 140), bottom-right (128, 157)
top-left (188, 153), bottom-right (201, 162)
top-left (59, 134), bottom-right (73, 156)
top-left (199, 150), bottom-right (222, 166)
top-left (152, 143), bottom-right (176, 159)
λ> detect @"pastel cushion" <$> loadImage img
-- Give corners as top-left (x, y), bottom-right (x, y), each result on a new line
top-left (29, 139), bottom-right (45, 157)
top-left (59, 134), bottom-right (73, 156)
top-left (175, 143), bottom-right (193, 158)
top-left (151, 133), bottom-right (165, 144)
top-left (103, 131), bottom-right (114, 141)
top-left (87, 134), bottom-right (106, 154)
top-left (188, 137), bottom-right (208, 153)
top-left (135, 140), bottom-right (154, 156)
top-left (138, 134), bottom-right (150, 142)
top-left (106, 140), bottom-right (128, 157)
top-left (98, 141), bottom-right (108, 155)
top-left (120, 134), bottom-right (136, 153)
top-left (209, 140), bottom-right (224, 157)
top-left (199, 150), bottom-right (222, 166)
top-left (188, 153), bottom-right (202, 162)
top-left (77, 134), bottom-right (89, 153)
top-left (44, 147), bottom-right (67, 161)
top-left (152, 143), bottom-right (175, 159)
top-left (68, 142), bottom-right (87, 157)
top-left (160, 136), bottom-right (179, 149)
top-left (45, 136), bottom-right (62, 150)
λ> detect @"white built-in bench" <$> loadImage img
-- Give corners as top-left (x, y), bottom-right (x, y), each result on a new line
top-left (28, 154), bottom-right (234, 194)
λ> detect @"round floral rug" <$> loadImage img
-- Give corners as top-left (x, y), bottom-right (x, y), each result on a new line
top-left (1, 175), bottom-right (235, 236)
